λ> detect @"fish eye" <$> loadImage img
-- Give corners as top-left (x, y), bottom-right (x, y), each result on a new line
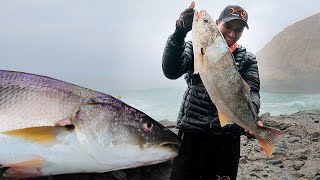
top-left (203, 19), bottom-right (208, 23)
top-left (143, 121), bottom-right (153, 131)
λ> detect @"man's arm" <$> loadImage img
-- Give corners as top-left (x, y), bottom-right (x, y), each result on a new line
top-left (162, 2), bottom-right (195, 80)
top-left (243, 52), bottom-right (260, 114)
top-left (162, 38), bottom-right (193, 79)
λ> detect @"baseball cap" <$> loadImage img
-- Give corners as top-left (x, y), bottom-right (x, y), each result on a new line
top-left (218, 5), bottom-right (249, 29)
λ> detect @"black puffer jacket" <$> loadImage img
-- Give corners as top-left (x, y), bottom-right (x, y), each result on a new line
top-left (162, 35), bottom-right (260, 137)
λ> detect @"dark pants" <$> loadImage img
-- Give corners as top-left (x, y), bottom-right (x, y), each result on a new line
top-left (170, 131), bottom-right (241, 180)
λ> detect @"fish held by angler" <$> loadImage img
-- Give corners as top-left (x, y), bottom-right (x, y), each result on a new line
top-left (192, 10), bottom-right (284, 157)
top-left (0, 70), bottom-right (180, 178)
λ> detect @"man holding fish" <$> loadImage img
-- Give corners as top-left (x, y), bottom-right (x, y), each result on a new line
top-left (162, 2), bottom-right (283, 180)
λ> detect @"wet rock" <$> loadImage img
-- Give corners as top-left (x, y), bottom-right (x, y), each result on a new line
top-left (251, 166), bottom-right (263, 173)
top-left (314, 153), bottom-right (320, 158)
top-left (111, 171), bottom-right (127, 180)
top-left (298, 177), bottom-right (310, 180)
top-left (239, 156), bottom-right (247, 164)
top-left (287, 136), bottom-right (300, 143)
top-left (260, 112), bottom-right (270, 118)
top-left (293, 161), bottom-right (305, 171)
top-left (254, 146), bottom-right (262, 152)
top-left (266, 159), bottom-right (283, 165)
top-left (266, 166), bottom-right (282, 174)
top-left (249, 172), bottom-right (261, 178)
top-left (292, 173), bottom-right (304, 178)
top-left (314, 175), bottom-right (320, 180)
top-left (299, 155), bottom-right (308, 160)
top-left (247, 153), bottom-right (264, 161)
top-left (310, 131), bottom-right (320, 142)
top-left (238, 109), bottom-right (320, 180)
top-left (298, 167), bottom-right (318, 179)
top-left (285, 125), bottom-right (307, 137)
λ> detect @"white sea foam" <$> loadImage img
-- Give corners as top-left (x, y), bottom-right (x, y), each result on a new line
top-left (106, 88), bottom-right (320, 120)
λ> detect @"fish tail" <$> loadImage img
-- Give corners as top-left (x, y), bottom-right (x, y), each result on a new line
top-left (257, 127), bottom-right (284, 157)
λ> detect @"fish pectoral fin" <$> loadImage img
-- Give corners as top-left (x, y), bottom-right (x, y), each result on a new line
top-left (0, 126), bottom-right (73, 144)
top-left (194, 56), bottom-right (200, 74)
top-left (1, 158), bottom-right (45, 169)
top-left (1, 158), bottom-right (45, 178)
top-left (257, 127), bottom-right (285, 157)
top-left (194, 50), bottom-right (205, 74)
top-left (3, 167), bottom-right (42, 178)
top-left (200, 50), bottom-right (206, 73)
top-left (218, 112), bottom-right (233, 127)
top-left (194, 58), bottom-right (199, 74)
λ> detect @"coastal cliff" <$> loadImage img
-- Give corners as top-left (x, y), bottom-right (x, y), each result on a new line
top-left (257, 13), bottom-right (320, 93)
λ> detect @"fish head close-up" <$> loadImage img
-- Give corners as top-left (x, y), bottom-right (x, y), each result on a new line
top-left (71, 99), bottom-right (181, 169)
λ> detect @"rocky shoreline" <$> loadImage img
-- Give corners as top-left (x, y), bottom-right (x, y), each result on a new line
top-left (237, 110), bottom-right (320, 180)
top-left (1, 109), bottom-right (319, 180)
top-left (161, 109), bottom-right (320, 180)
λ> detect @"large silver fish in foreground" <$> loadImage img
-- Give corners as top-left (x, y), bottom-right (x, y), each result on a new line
top-left (0, 70), bottom-right (180, 178)
top-left (192, 10), bottom-right (284, 157)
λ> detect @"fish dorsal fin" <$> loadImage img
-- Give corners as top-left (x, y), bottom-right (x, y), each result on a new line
top-left (0, 126), bottom-right (73, 144)
top-left (218, 111), bottom-right (232, 127)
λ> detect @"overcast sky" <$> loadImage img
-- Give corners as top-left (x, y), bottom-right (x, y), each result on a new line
top-left (1, 0), bottom-right (319, 91)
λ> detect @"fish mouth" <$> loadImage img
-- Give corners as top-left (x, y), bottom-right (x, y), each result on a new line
top-left (159, 142), bottom-right (180, 152)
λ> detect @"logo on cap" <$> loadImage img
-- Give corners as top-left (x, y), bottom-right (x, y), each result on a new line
top-left (228, 7), bottom-right (247, 20)
top-left (219, 5), bottom-right (249, 29)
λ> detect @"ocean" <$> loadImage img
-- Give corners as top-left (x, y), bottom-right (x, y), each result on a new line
top-left (107, 87), bottom-right (320, 122)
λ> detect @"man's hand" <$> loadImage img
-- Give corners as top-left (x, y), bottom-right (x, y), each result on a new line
top-left (176, 1), bottom-right (195, 34)
top-left (245, 120), bottom-right (263, 139)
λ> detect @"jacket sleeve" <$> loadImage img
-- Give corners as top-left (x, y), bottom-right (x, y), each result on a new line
top-left (243, 52), bottom-right (261, 114)
top-left (162, 35), bottom-right (194, 80)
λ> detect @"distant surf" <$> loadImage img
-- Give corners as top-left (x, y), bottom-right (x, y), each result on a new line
top-left (107, 87), bottom-right (320, 121)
